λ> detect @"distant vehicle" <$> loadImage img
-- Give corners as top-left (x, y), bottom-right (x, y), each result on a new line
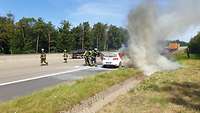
top-left (72, 49), bottom-right (85, 59)
top-left (102, 52), bottom-right (123, 68)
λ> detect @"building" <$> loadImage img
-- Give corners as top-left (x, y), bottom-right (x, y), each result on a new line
top-left (168, 42), bottom-right (180, 51)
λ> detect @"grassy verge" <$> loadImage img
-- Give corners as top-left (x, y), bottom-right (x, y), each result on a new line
top-left (98, 53), bottom-right (200, 113)
top-left (0, 68), bottom-right (140, 113)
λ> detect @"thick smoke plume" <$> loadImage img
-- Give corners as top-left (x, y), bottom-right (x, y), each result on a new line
top-left (128, 0), bottom-right (200, 75)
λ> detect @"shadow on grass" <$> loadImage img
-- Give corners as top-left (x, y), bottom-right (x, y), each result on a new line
top-left (156, 82), bottom-right (200, 111)
top-left (190, 54), bottom-right (200, 59)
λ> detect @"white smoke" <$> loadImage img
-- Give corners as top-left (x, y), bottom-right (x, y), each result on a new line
top-left (127, 0), bottom-right (200, 75)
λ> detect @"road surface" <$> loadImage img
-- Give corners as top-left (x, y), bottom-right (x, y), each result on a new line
top-left (0, 54), bottom-right (111, 102)
top-left (0, 66), bottom-right (112, 102)
top-left (0, 54), bottom-right (86, 83)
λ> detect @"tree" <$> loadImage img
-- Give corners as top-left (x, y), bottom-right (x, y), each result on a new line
top-left (107, 25), bottom-right (125, 50)
top-left (12, 17), bottom-right (37, 53)
top-left (82, 22), bottom-right (92, 49)
top-left (189, 32), bottom-right (200, 53)
top-left (92, 23), bottom-right (107, 51)
top-left (46, 22), bottom-right (57, 53)
top-left (33, 18), bottom-right (54, 53)
top-left (0, 13), bottom-right (15, 54)
top-left (57, 20), bottom-right (72, 52)
top-left (71, 25), bottom-right (82, 50)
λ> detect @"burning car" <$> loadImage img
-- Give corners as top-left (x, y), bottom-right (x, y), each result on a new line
top-left (102, 52), bottom-right (124, 67)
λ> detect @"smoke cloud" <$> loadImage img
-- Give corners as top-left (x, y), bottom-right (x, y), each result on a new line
top-left (127, 0), bottom-right (200, 75)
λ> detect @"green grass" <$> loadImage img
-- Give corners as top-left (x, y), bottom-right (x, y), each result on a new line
top-left (173, 49), bottom-right (200, 61)
top-left (0, 68), bottom-right (140, 113)
top-left (98, 53), bottom-right (200, 113)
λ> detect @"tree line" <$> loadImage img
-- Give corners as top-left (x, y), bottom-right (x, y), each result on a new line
top-left (0, 13), bottom-right (128, 54)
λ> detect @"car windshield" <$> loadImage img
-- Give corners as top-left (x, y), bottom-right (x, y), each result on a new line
top-left (103, 53), bottom-right (117, 57)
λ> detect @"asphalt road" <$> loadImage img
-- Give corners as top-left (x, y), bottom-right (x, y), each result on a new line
top-left (0, 55), bottom-right (87, 84)
top-left (0, 65), bottom-right (112, 102)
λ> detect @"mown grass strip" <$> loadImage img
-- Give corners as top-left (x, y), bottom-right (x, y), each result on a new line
top-left (0, 68), bottom-right (140, 113)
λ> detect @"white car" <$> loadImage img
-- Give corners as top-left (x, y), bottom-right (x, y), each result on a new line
top-left (102, 52), bottom-right (122, 67)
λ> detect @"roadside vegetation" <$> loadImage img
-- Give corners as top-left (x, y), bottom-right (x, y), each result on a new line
top-left (98, 52), bottom-right (200, 113)
top-left (0, 68), bottom-right (140, 113)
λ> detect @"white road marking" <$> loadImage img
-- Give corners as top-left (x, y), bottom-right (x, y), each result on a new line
top-left (0, 66), bottom-right (91, 87)
top-left (74, 66), bottom-right (81, 68)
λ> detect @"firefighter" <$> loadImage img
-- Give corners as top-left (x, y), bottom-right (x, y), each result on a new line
top-left (63, 50), bottom-right (68, 63)
top-left (91, 48), bottom-right (98, 66)
top-left (40, 49), bottom-right (48, 66)
top-left (186, 47), bottom-right (190, 58)
top-left (83, 50), bottom-right (90, 66)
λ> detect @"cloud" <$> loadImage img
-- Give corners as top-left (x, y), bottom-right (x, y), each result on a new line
top-left (68, 0), bottom-right (135, 26)
top-left (73, 2), bottom-right (123, 17)
top-left (172, 26), bottom-right (200, 42)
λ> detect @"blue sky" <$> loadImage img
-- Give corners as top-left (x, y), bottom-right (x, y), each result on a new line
top-left (0, 0), bottom-right (140, 27)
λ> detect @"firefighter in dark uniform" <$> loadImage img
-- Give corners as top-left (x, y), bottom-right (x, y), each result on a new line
top-left (63, 50), bottom-right (68, 63)
top-left (40, 49), bottom-right (48, 66)
top-left (91, 48), bottom-right (98, 66)
top-left (83, 50), bottom-right (90, 66)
